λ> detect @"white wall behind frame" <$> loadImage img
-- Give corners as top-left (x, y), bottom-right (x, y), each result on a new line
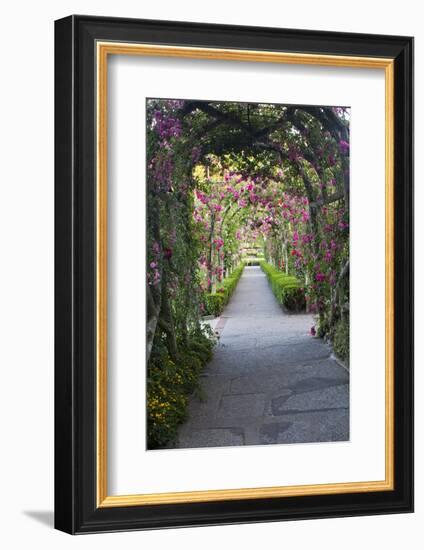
top-left (0, 1), bottom-right (420, 549)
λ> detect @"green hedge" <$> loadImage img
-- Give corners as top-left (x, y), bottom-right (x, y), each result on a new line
top-left (204, 293), bottom-right (226, 317)
top-left (260, 261), bottom-right (306, 312)
top-left (242, 256), bottom-right (265, 266)
top-left (204, 263), bottom-right (245, 317)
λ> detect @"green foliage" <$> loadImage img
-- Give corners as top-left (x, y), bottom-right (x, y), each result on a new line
top-left (204, 264), bottom-right (245, 316)
top-left (146, 99), bottom-right (350, 448)
top-left (147, 355), bottom-right (188, 449)
top-left (260, 261), bottom-right (306, 312)
top-left (332, 317), bottom-right (350, 365)
top-left (280, 284), bottom-right (307, 312)
top-left (204, 293), bottom-right (226, 317)
top-left (243, 258), bottom-right (265, 266)
top-left (147, 327), bottom-right (215, 449)
top-left (222, 263), bottom-right (245, 296)
top-left (317, 316), bottom-right (330, 338)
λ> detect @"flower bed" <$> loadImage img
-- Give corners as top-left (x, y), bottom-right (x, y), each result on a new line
top-left (147, 326), bottom-right (215, 449)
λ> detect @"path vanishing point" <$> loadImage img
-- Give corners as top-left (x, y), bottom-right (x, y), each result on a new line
top-left (176, 265), bottom-right (349, 449)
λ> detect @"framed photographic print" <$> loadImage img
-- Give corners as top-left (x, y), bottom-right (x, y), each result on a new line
top-left (54, 15), bottom-right (414, 534)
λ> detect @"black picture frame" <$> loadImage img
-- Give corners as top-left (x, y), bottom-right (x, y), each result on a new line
top-left (55, 14), bottom-right (414, 534)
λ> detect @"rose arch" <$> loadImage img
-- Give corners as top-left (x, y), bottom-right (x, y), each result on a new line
top-left (146, 99), bottom-right (349, 447)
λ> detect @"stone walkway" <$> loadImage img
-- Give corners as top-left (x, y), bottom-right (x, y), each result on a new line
top-left (176, 266), bottom-right (349, 449)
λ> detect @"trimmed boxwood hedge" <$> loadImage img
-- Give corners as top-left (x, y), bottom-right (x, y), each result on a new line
top-left (204, 263), bottom-right (245, 317)
top-left (204, 293), bottom-right (225, 317)
top-left (260, 261), bottom-right (306, 312)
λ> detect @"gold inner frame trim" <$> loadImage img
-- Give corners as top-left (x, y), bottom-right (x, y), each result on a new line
top-left (96, 41), bottom-right (395, 508)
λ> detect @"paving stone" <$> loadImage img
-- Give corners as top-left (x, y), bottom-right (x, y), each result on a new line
top-left (230, 361), bottom-right (347, 394)
top-left (269, 385), bottom-right (349, 416)
top-left (260, 422), bottom-right (293, 444)
top-left (260, 409), bottom-right (349, 444)
top-left (217, 393), bottom-right (266, 418)
top-left (205, 353), bottom-right (260, 375)
top-left (230, 376), bottom-right (293, 394)
top-left (219, 338), bottom-right (258, 352)
top-left (178, 428), bottom-right (244, 448)
top-left (254, 342), bottom-right (331, 364)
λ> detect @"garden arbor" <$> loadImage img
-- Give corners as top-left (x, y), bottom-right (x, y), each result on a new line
top-left (148, 99), bottom-right (349, 358)
top-left (146, 99), bottom-right (350, 447)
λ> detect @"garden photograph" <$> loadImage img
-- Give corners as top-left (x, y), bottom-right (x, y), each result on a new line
top-left (146, 98), bottom-right (350, 450)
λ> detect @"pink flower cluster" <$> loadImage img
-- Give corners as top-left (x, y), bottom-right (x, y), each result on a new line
top-left (152, 110), bottom-right (182, 140)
